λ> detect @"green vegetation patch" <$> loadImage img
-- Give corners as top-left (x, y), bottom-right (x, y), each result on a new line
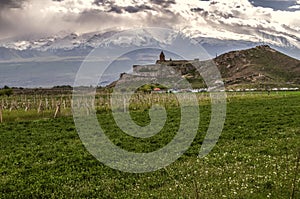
top-left (0, 92), bottom-right (299, 198)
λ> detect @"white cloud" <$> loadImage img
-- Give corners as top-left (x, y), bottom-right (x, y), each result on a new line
top-left (0, 0), bottom-right (299, 49)
top-left (289, 5), bottom-right (300, 9)
top-left (289, 0), bottom-right (300, 9)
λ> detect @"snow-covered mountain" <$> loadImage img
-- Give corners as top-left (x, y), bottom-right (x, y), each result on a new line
top-left (0, 27), bottom-right (299, 62)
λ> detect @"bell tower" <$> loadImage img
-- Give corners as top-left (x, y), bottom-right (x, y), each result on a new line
top-left (159, 51), bottom-right (166, 62)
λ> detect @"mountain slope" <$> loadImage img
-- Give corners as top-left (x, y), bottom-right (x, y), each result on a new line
top-left (214, 45), bottom-right (300, 88)
top-left (0, 29), bottom-right (300, 62)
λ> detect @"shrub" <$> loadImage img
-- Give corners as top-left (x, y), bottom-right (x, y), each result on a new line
top-left (0, 88), bottom-right (13, 96)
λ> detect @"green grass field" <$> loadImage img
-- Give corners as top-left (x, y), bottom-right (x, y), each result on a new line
top-left (0, 92), bottom-right (299, 198)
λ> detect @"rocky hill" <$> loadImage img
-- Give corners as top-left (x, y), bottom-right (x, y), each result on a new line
top-left (111, 45), bottom-right (300, 90)
top-left (214, 45), bottom-right (300, 89)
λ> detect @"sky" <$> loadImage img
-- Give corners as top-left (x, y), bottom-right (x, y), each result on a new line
top-left (0, 0), bottom-right (299, 44)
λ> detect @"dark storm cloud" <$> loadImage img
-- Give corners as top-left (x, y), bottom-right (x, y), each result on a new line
top-left (93, 1), bottom-right (154, 14)
top-left (150, 0), bottom-right (176, 8)
top-left (0, 0), bottom-right (26, 9)
top-left (124, 5), bottom-right (153, 13)
top-left (76, 4), bottom-right (182, 31)
top-left (190, 7), bottom-right (204, 12)
top-left (76, 9), bottom-right (124, 27)
top-left (89, 0), bottom-right (181, 27)
top-left (109, 6), bottom-right (123, 14)
top-left (107, 5), bottom-right (153, 14)
top-left (93, 0), bottom-right (173, 11)
top-left (0, 0), bottom-right (26, 38)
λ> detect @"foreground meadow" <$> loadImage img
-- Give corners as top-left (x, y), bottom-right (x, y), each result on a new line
top-left (0, 92), bottom-right (299, 198)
